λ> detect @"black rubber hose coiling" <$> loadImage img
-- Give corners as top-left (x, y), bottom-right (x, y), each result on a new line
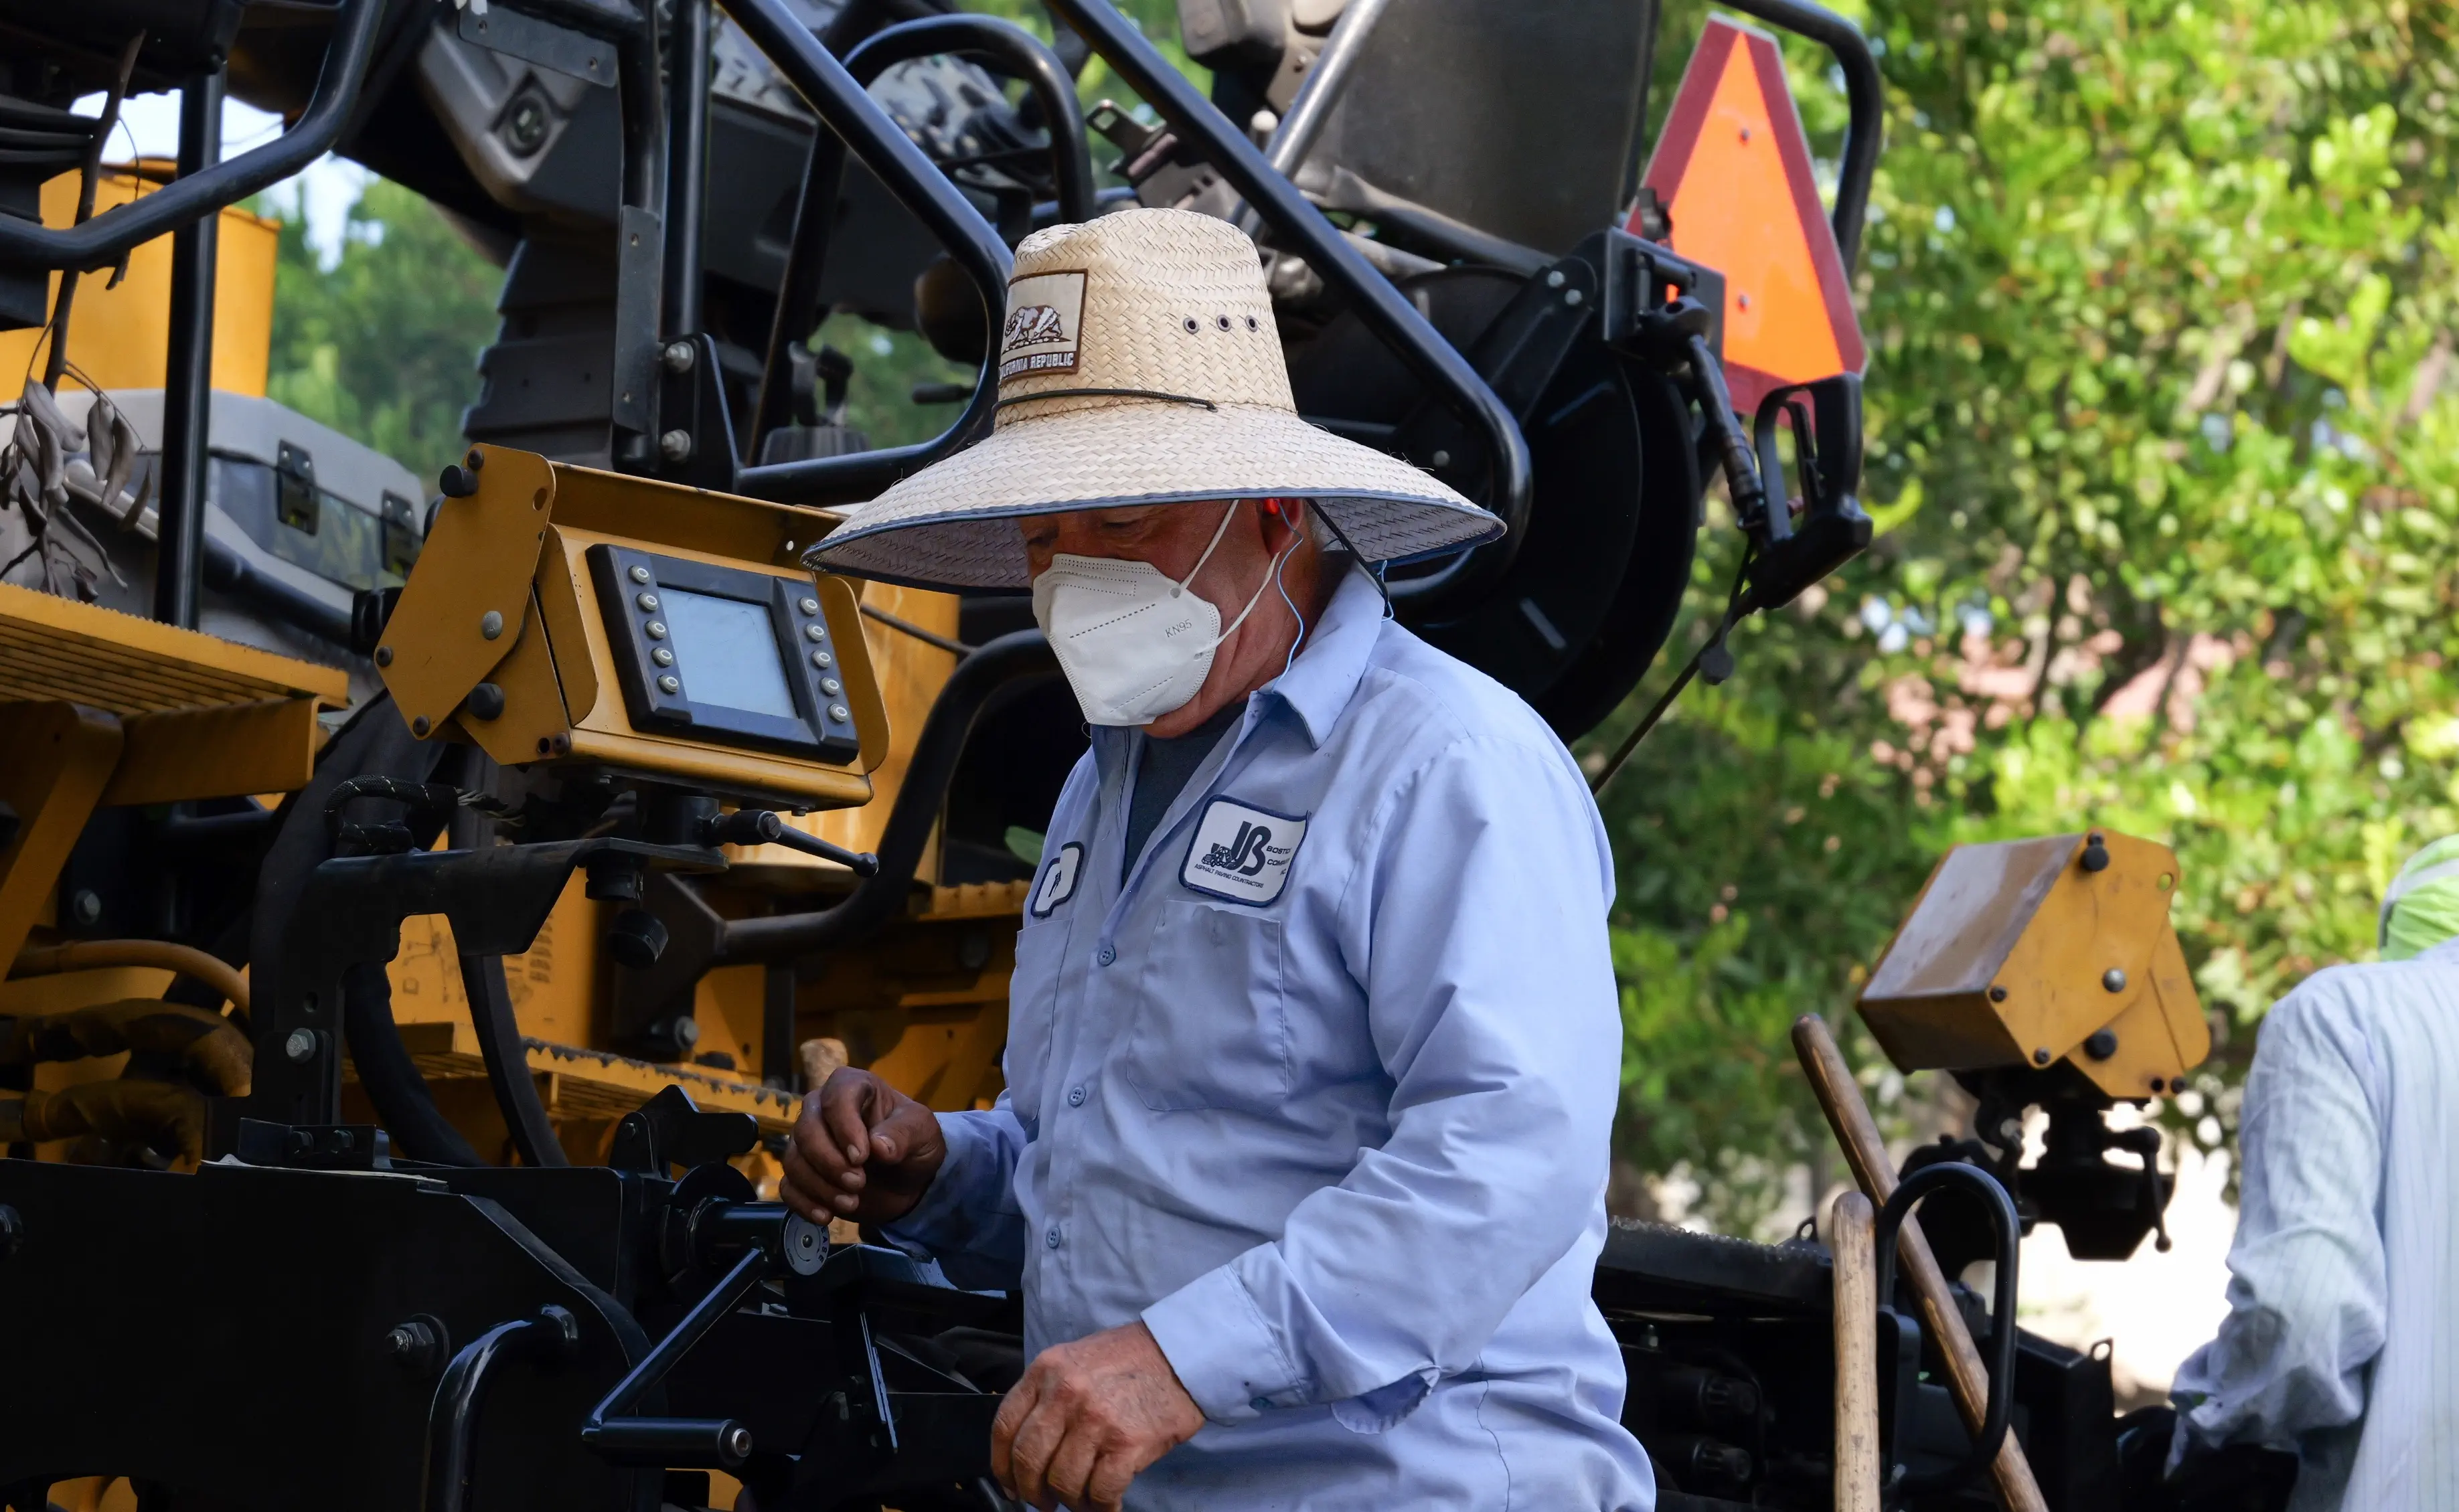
top-left (720, 628), bottom-right (1058, 963)
top-left (249, 694), bottom-right (481, 1167)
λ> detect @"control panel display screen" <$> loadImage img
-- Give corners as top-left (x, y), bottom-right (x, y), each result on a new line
top-left (662, 588), bottom-right (797, 720)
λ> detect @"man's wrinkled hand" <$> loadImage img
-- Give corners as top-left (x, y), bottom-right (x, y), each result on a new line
top-left (779, 1067), bottom-right (946, 1226)
top-left (992, 1321), bottom-right (1204, 1511)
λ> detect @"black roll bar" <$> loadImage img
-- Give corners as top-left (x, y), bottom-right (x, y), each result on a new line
top-left (0, 0), bottom-right (387, 272)
top-left (722, 0), bottom-right (1014, 507)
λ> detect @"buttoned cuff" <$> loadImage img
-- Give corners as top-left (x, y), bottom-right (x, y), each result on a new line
top-left (877, 1109), bottom-right (998, 1257)
top-left (1141, 1263), bottom-right (1303, 1426)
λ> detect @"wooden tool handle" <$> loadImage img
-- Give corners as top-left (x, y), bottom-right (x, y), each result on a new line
top-left (1794, 1014), bottom-right (2050, 1512)
top-left (1829, 1190), bottom-right (1882, 1512)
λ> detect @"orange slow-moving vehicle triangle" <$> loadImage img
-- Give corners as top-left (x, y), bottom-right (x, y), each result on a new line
top-left (1632, 17), bottom-right (1866, 416)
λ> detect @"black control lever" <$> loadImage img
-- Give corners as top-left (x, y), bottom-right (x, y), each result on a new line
top-left (704, 807), bottom-right (881, 876)
top-left (1739, 374), bottom-right (1872, 614)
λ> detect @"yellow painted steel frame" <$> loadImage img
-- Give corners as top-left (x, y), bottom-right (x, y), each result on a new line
top-left (376, 446), bottom-right (886, 807)
top-left (1856, 829), bottom-right (2210, 1100)
top-left (0, 582), bottom-right (347, 964)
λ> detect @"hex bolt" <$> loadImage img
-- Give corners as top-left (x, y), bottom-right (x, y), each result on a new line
top-left (480, 610), bottom-right (504, 641)
top-left (374, 645), bottom-right (394, 667)
top-left (2102, 967), bottom-right (2128, 993)
top-left (284, 1027), bottom-right (319, 1064)
top-left (2031, 1046), bottom-right (2053, 1066)
top-left (1988, 985), bottom-right (2008, 1003)
top-left (663, 341), bottom-right (698, 373)
top-left (386, 1316), bottom-right (444, 1375)
top-left (659, 429), bottom-right (694, 463)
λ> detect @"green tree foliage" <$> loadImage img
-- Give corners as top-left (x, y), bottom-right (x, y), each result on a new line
top-left (266, 178), bottom-right (501, 479)
top-left (1595, 0), bottom-right (2459, 1231)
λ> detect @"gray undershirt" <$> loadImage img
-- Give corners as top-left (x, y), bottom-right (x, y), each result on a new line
top-left (1123, 699), bottom-right (1244, 881)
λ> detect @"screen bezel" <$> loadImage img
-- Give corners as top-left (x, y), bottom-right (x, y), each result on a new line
top-left (587, 543), bottom-right (860, 763)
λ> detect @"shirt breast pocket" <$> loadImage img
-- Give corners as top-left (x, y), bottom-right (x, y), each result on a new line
top-left (1124, 900), bottom-right (1290, 1114)
top-left (1005, 919), bottom-right (1068, 1127)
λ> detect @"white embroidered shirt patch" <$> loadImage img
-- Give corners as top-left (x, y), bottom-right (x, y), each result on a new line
top-left (1181, 798), bottom-right (1308, 906)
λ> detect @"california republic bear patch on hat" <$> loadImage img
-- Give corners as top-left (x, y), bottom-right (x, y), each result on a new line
top-left (803, 207), bottom-right (1500, 592)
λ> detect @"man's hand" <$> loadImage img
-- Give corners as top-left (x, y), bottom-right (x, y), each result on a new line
top-left (992, 1321), bottom-right (1204, 1511)
top-left (780, 1067), bottom-right (947, 1226)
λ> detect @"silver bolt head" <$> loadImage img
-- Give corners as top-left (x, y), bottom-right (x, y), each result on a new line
top-left (283, 1027), bottom-right (318, 1064)
top-left (2103, 967), bottom-right (2129, 993)
top-left (659, 428), bottom-right (694, 462)
top-left (480, 610), bottom-right (504, 640)
top-left (1545, 268), bottom-right (1567, 288)
top-left (662, 340), bottom-right (697, 373)
top-left (1563, 287), bottom-right (1585, 306)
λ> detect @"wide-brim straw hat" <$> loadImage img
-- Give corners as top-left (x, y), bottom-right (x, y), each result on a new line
top-left (803, 207), bottom-right (1500, 590)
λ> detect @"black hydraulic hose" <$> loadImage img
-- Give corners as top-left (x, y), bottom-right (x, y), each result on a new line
top-left (343, 960), bottom-right (483, 1167)
top-left (0, 0), bottom-right (386, 272)
top-left (723, 0), bottom-right (1014, 507)
top-left (720, 628), bottom-right (1057, 963)
top-left (1038, 0), bottom-right (1532, 580)
top-left (845, 17), bottom-right (1099, 226)
top-left (1712, 0), bottom-right (1883, 272)
top-left (446, 776), bottom-right (570, 1170)
top-left (248, 694), bottom-right (480, 1166)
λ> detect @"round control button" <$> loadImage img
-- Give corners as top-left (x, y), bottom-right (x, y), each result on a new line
top-left (820, 677), bottom-right (842, 695)
top-left (657, 674), bottom-right (680, 693)
top-left (811, 651), bottom-right (833, 668)
top-left (804, 623), bottom-right (827, 643)
top-left (636, 592), bottom-right (659, 611)
top-left (645, 621), bottom-right (667, 640)
top-left (629, 565), bottom-right (651, 584)
top-left (799, 596), bottom-right (819, 615)
top-left (651, 647), bottom-right (674, 667)
top-left (827, 703), bottom-right (850, 723)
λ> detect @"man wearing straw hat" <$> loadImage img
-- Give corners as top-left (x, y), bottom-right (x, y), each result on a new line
top-left (782, 208), bottom-right (1651, 1512)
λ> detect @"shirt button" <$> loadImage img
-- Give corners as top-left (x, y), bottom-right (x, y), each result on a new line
top-left (1068, 1085), bottom-right (1087, 1106)
top-left (1045, 1225), bottom-right (1062, 1250)
top-left (1097, 945), bottom-right (1117, 967)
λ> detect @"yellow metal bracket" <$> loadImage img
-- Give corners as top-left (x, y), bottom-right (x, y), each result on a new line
top-left (0, 703), bottom-right (125, 967)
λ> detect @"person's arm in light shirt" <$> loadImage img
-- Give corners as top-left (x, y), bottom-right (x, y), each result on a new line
top-left (1142, 735), bottom-right (1621, 1427)
top-left (2170, 985), bottom-right (2388, 1467)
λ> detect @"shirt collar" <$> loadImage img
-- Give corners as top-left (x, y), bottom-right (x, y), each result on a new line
top-left (1257, 562), bottom-right (1386, 750)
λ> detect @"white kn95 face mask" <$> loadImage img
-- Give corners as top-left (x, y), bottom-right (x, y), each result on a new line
top-left (1030, 502), bottom-right (1293, 726)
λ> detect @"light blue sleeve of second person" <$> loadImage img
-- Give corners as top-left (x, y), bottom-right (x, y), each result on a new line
top-left (878, 1101), bottom-right (1031, 1292)
top-left (2169, 983), bottom-right (2389, 1465)
top-left (1142, 732), bottom-right (1623, 1426)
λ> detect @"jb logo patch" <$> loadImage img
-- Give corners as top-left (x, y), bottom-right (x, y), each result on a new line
top-left (1181, 798), bottom-right (1308, 906)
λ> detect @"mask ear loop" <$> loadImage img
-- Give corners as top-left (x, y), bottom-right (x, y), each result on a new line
top-left (1265, 499), bottom-right (1308, 677)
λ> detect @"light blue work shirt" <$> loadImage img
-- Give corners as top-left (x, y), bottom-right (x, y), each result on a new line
top-left (884, 564), bottom-right (1653, 1511)
top-left (2169, 938), bottom-right (2459, 1510)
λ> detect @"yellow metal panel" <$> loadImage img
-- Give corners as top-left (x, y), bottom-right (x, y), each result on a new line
top-left (378, 444), bottom-right (558, 735)
top-left (546, 460), bottom-right (841, 568)
top-left (0, 582), bottom-right (347, 712)
top-left (0, 702), bottom-right (124, 965)
top-left (1994, 832), bottom-right (2180, 1068)
top-left (100, 695), bottom-right (327, 807)
top-left (0, 165), bottom-right (278, 396)
top-left (534, 526), bottom-right (600, 722)
top-left (458, 587), bottom-right (576, 769)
